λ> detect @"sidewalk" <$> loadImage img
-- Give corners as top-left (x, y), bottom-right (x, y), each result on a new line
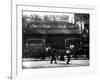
top-left (22, 59), bottom-right (89, 69)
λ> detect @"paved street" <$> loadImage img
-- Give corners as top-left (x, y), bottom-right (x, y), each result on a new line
top-left (22, 59), bottom-right (89, 69)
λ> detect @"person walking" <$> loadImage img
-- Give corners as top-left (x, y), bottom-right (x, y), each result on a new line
top-left (66, 48), bottom-right (71, 64)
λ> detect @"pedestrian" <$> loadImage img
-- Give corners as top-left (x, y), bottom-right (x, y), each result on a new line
top-left (66, 48), bottom-right (71, 64)
top-left (50, 49), bottom-right (57, 64)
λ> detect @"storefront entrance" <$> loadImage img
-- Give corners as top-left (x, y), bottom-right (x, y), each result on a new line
top-left (24, 39), bottom-right (45, 58)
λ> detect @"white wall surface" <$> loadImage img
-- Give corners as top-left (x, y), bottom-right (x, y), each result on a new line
top-left (0, 0), bottom-right (99, 80)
